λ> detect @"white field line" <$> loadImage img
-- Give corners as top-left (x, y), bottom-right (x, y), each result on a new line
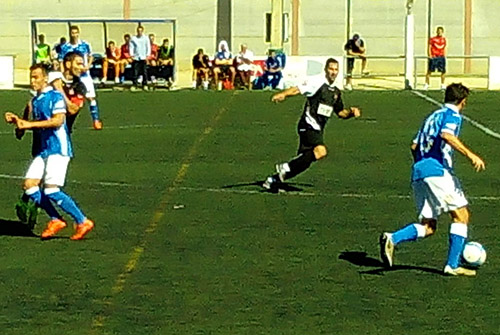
top-left (412, 90), bottom-right (500, 140)
top-left (1, 173), bottom-right (499, 201)
top-left (0, 124), bottom-right (163, 135)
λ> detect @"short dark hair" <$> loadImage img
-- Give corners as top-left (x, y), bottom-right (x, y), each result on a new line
top-left (325, 57), bottom-right (339, 69)
top-left (437, 26), bottom-right (444, 32)
top-left (63, 51), bottom-right (84, 65)
top-left (30, 63), bottom-right (49, 76)
top-left (124, 33), bottom-right (131, 39)
top-left (444, 83), bottom-right (470, 104)
top-left (70, 25), bottom-right (79, 32)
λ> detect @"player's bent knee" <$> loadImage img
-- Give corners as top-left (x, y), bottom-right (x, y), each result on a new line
top-left (23, 179), bottom-right (41, 190)
top-left (451, 207), bottom-right (470, 224)
top-left (313, 145), bottom-right (327, 160)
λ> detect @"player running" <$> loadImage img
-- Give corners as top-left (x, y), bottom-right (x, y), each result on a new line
top-left (59, 25), bottom-right (103, 130)
top-left (379, 83), bottom-right (485, 276)
top-left (262, 58), bottom-right (361, 190)
top-left (14, 52), bottom-right (87, 228)
top-left (4, 64), bottom-right (94, 240)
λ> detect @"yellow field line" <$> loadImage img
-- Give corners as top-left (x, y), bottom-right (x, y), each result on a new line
top-left (90, 99), bottom-right (229, 332)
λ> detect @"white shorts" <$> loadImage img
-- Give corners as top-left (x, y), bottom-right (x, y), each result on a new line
top-left (25, 154), bottom-right (71, 186)
top-left (412, 170), bottom-right (468, 220)
top-left (81, 72), bottom-right (96, 99)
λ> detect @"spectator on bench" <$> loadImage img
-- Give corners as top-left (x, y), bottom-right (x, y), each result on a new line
top-left (147, 33), bottom-right (159, 83)
top-left (101, 40), bottom-right (123, 84)
top-left (213, 40), bottom-right (235, 90)
top-left (262, 49), bottom-right (283, 90)
top-left (192, 48), bottom-right (211, 90)
top-left (234, 43), bottom-right (254, 89)
top-left (158, 38), bottom-right (175, 87)
top-left (120, 34), bottom-right (134, 82)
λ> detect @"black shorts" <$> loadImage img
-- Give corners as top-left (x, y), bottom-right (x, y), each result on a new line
top-left (297, 129), bottom-right (324, 154)
top-left (428, 57), bottom-right (446, 73)
top-left (346, 57), bottom-right (355, 75)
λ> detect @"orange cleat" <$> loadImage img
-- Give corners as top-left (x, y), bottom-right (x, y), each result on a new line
top-left (41, 219), bottom-right (67, 239)
top-left (93, 120), bottom-right (103, 130)
top-left (70, 219), bottom-right (94, 240)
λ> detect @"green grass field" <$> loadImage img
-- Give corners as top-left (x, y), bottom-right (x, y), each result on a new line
top-left (0, 88), bottom-right (499, 334)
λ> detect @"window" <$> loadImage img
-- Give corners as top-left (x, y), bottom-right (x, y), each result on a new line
top-left (265, 12), bottom-right (289, 43)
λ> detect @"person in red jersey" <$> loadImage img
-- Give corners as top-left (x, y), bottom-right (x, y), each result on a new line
top-left (424, 26), bottom-right (447, 90)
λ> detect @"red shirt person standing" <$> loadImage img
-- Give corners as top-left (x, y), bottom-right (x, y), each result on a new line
top-left (425, 26), bottom-right (447, 90)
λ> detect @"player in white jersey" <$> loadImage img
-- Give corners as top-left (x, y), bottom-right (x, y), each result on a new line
top-left (59, 25), bottom-right (103, 130)
top-left (379, 83), bottom-right (485, 276)
top-left (262, 58), bottom-right (361, 191)
top-left (4, 64), bottom-right (94, 240)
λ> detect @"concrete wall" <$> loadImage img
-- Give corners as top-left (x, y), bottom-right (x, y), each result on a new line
top-left (0, 0), bottom-right (499, 86)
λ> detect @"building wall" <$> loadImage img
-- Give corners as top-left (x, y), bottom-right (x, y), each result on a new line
top-left (0, 0), bottom-right (499, 86)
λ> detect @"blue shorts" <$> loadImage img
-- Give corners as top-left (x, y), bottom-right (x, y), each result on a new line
top-left (428, 57), bottom-right (446, 73)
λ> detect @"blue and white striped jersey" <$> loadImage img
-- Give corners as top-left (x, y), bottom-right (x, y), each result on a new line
top-left (59, 40), bottom-right (92, 76)
top-left (31, 86), bottom-right (73, 158)
top-left (411, 103), bottom-right (462, 181)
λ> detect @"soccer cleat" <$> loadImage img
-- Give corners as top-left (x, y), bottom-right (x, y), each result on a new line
top-left (41, 219), bottom-right (67, 239)
top-left (443, 265), bottom-right (476, 277)
top-left (275, 163), bottom-right (288, 182)
top-left (93, 120), bottom-right (103, 130)
top-left (440, 84), bottom-right (446, 90)
top-left (114, 77), bottom-right (120, 84)
top-left (379, 232), bottom-right (394, 267)
top-left (423, 83), bottom-right (429, 91)
top-left (344, 84), bottom-right (353, 91)
top-left (15, 200), bottom-right (29, 223)
top-left (262, 176), bottom-right (277, 190)
top-left (70, 219), bottom-right (94, 240)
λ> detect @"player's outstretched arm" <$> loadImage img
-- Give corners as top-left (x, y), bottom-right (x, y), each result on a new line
top-left (271, 86), bottom-right (300, 103)
top-left (441, 132), bottom-right (485, 172)
top-left (337, 107), bottom-right (361, 119)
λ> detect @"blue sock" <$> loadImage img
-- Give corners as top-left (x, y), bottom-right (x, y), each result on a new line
top-left (45, 188), bottom-right (86, 224)
top-left (25, 187), bottom-right (61, 220)
top-left (447, 223), bottom-right (468, 268)
top-left (89, 100), bottom-right (100, 121)
top-left (391, 223), bottom-right (422, 245)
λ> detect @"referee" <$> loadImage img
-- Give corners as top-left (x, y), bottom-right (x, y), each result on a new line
top-left (263, 58), bottom-right (361, 190)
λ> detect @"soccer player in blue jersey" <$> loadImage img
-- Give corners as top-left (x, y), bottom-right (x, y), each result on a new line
top-left (59, 25), bottom-right (103, 130)
top-left (380, 83), bottom-right (485, 276)
top-left (4, 64), bottom-right (94, 240)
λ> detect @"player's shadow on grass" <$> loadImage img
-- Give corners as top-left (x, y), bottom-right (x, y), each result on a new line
top-left (0, 219), bottom-right (37, 238)
top-left (339, 251), bottom-right (443, 276)
top-left (222, 181), bottom-right (313, 193)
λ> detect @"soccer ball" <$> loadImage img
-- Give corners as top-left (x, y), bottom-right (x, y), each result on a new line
top-left (462, 241), bottom-right (487, 267)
